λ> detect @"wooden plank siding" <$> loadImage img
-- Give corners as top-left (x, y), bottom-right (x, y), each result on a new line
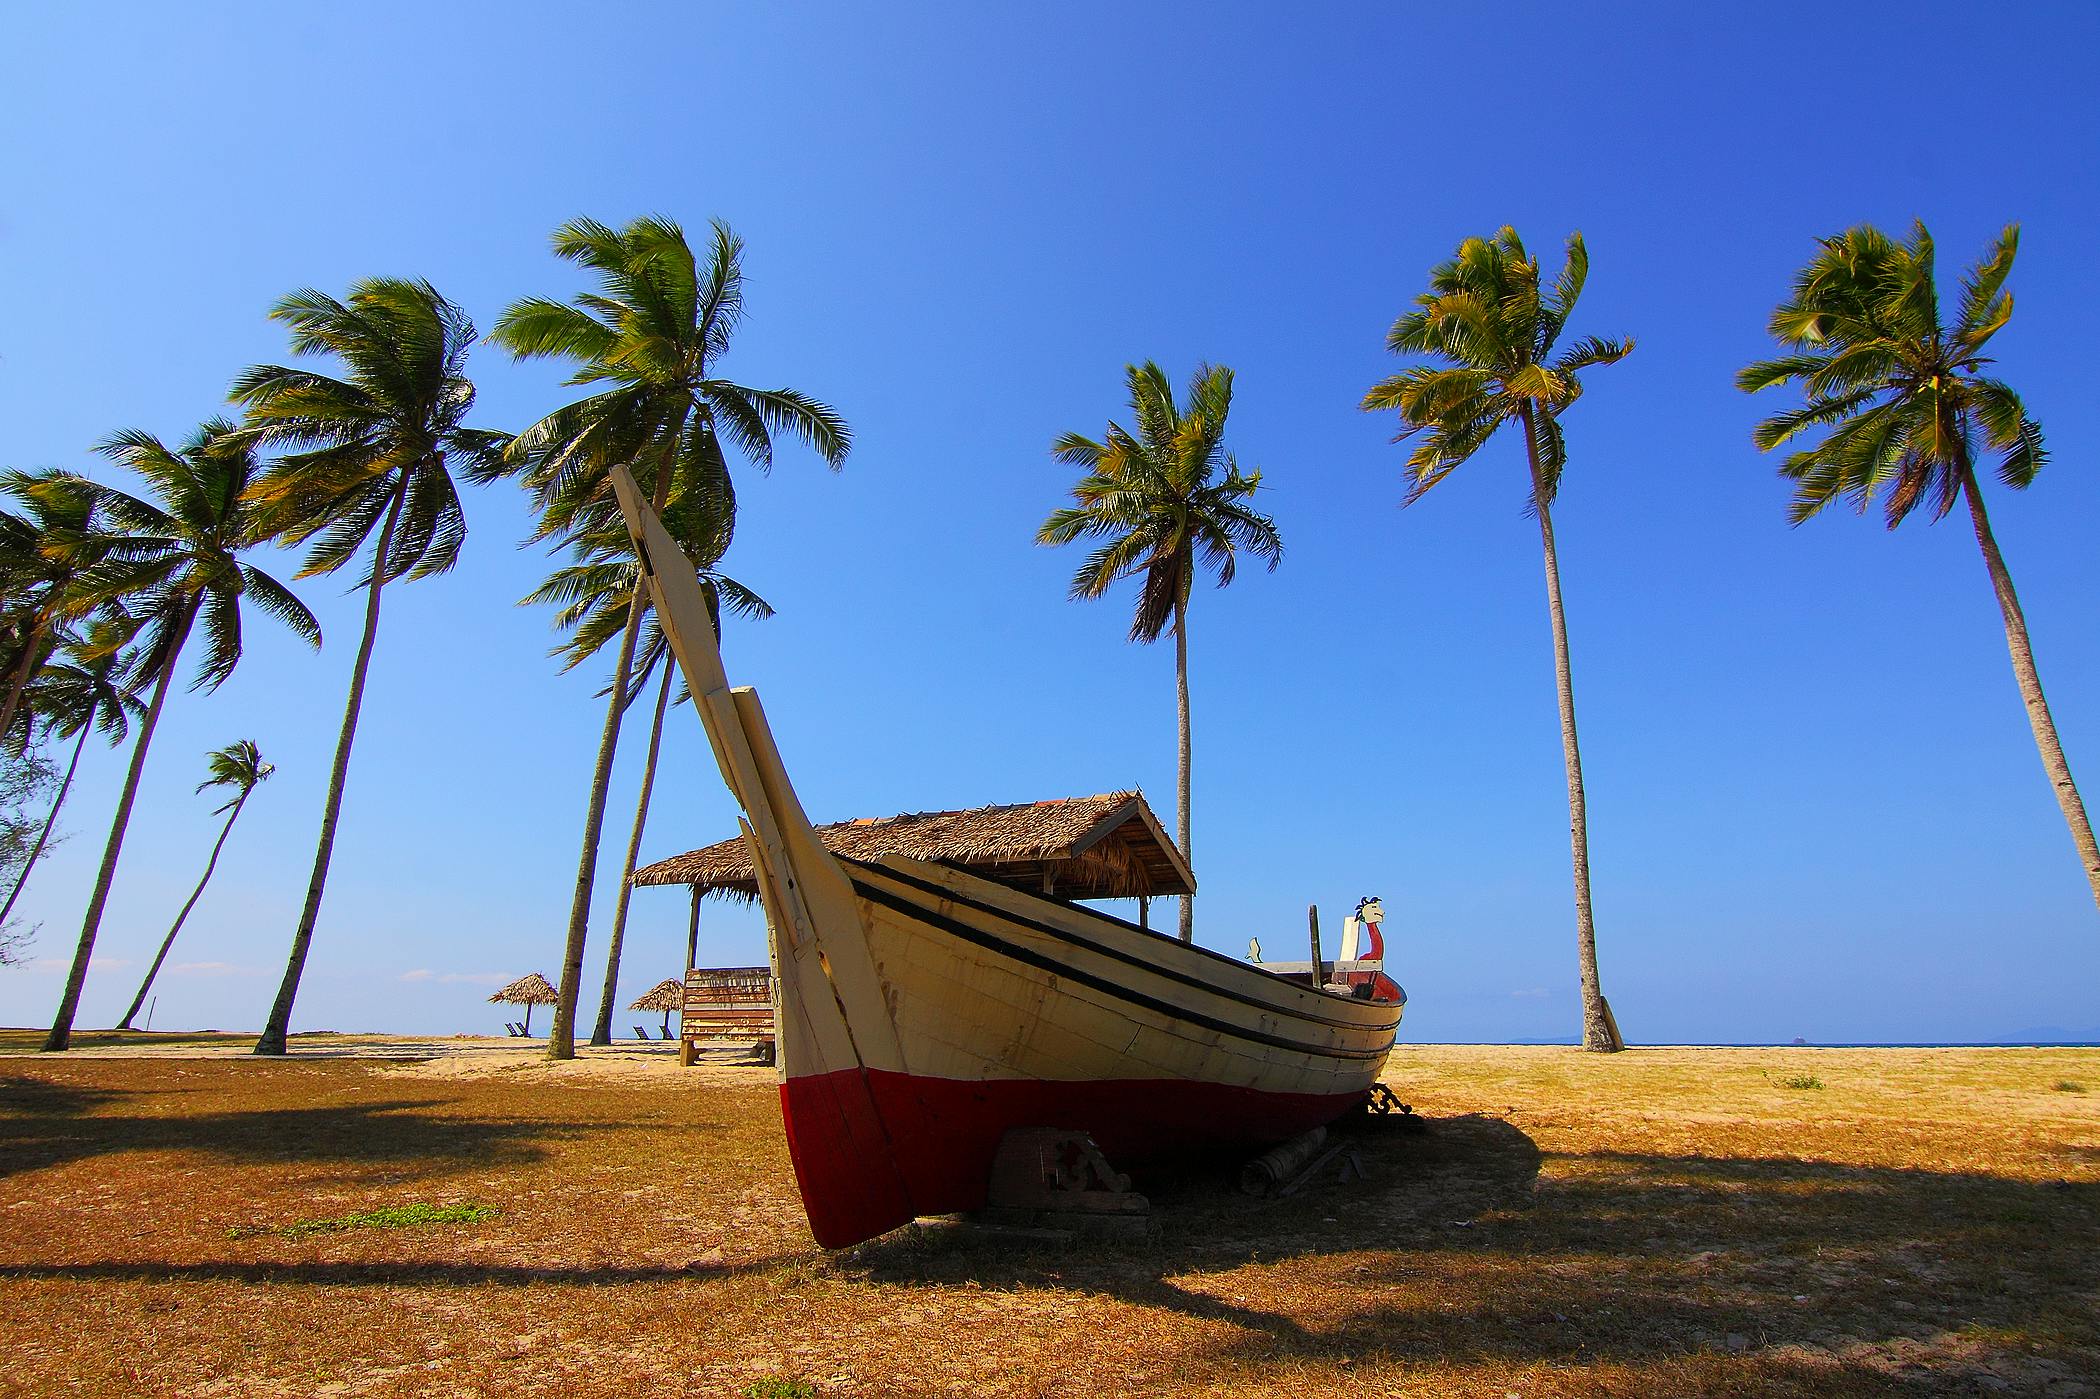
top-left (682, 966), bottom-right (776, 1049)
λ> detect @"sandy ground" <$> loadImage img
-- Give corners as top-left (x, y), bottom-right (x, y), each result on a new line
top-left (1, 1038), bottom-right (2095, 1397)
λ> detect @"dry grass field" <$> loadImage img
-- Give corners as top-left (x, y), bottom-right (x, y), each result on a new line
top-left (1, 1034), bottom-right (2095, 1398)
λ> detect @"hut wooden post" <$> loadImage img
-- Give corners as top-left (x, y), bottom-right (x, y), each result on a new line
top-left (1138, 895), bottom-right (1149, 930)
top-left (681, 888), bottom-right (701, 1066)
top-left (1307, 904), bottom-right (1323, 988)
top-left (523, 1002), bottom-right (532, 1036)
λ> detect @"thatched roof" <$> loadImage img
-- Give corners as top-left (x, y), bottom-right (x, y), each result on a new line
top-left (630, 979), bottom-right (684, 1013)
top-left (633, 790), bottom-right (1193, 902)
top-left (488, 972), bottom-right (558, 1006)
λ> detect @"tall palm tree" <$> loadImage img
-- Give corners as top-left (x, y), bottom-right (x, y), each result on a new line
top-left (235, 277), bottom-right (507, 1056)
top-left (485, 215), bottom-right (848, 1060)
top-left (1039, 361), bottom-right (1282, 943)
top-left (1740, 221), bottom-right (2100, 911)
top-left (0, 616), bottom-right (147, 928)
top-left (1360, 228), bottom-right (1633, 1051)
top-left (116, 740), bottom-right (273, 1030)
top-left (42, 423), bottom-right (320, 1051)
top-left (523, 494), bottom-right (771, 1046)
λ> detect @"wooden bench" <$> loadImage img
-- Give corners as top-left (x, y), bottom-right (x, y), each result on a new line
top-left (681, 966), bottom-right (776, 1065)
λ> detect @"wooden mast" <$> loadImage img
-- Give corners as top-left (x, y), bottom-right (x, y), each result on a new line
top-left (608, 466), bottom-right (914, 1237)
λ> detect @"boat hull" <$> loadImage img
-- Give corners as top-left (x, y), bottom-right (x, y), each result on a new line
top-left (772, 857), bottom-right (1402, 1247)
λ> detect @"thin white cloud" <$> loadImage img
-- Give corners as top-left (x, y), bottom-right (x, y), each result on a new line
top-left (399, 969), bottom-right (507, 987)
top-left (170, 961), bottom-right (261, 977)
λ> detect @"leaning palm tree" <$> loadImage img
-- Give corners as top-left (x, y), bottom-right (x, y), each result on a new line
top-left (1740, 221), bottom-right (2100, 912)
top-left (485, 215), bottom-right (848, 1059)
top-left (116, 740), bottom-right (273, 1030)
top-left (42, 424), bottom-right (320, 1051)
top-left (524, 493), bottom-right (771, 1047)
top-left (0, 616), bottom-right (147, 928)
top-left (1360, 228), bottom-right (1633, 1051)
top-left (235, 277), bottom-right (507, 1056)
top-left (1039, 361), bottom-right (1282, 943)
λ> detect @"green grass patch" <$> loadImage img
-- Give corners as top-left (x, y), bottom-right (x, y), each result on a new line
top-left (2054, 1080), bottom-right (2086, 1093)
top-left (744, 1382), bottom-right (817, 1399)
top-left (1777, 1073), bottom-right (1824, 1090)
top-left (229, 1201), bottom-right (499, 1241)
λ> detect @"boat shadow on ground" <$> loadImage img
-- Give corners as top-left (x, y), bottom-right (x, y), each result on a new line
top-left (0, 1074), bottom-right (652, 1182)
top-left (843, 1111), bottom-right (2100, 1393)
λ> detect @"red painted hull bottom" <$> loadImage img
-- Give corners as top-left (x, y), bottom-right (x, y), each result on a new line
top-left (779, 1067), bottom-right (1370, 1248)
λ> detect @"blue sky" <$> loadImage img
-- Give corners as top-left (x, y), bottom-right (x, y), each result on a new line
top-left (4, 3), bottom-right (2098, 1044)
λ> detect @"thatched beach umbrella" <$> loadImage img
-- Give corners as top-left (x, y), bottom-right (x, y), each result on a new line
top-left (630, 978), bottom-right (683, 1038)
top-left (488, 972), bottom-right (558, 1036)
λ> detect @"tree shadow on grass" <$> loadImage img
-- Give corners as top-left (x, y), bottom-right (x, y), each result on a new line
top-left (846, 1111), bottom-right (2100, 1394)
top-left (0, 1074), bottom-right (631, 1181)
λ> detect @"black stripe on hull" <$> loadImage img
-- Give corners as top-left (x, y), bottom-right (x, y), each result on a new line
top-left (846, 870), bottom-right (1396, 1064)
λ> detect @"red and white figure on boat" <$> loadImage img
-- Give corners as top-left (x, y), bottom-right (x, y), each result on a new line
top-left (608, 465), bottom-right (1402, 1250)
top-left (1332, 896), bottom-right (1405, 1004)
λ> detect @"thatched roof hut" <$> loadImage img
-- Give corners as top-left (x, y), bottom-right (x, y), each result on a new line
top-left (630, 979), bottom-right (684, 1013)
top-left (629, 977), bottom-right (685, 1038)
top-left (488, 972), bottom-right (558, 1035)
top-left (488, 973), bottom-right (558, 1006)
top-left (632, 791), bottom-right (1193, 904)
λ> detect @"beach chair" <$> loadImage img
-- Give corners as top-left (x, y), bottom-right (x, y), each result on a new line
top-left (655, 1026), bottom-right (675, 1041)
top-left (634, 1025), bottom-right (652, 1040)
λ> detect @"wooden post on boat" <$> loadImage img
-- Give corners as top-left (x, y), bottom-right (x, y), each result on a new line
top-left (1307, 904), bottom-right (1323, 988)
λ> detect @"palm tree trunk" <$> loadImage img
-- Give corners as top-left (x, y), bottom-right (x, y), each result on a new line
top-left (253, 481), bottom-right (407, 1056)
top-left (42, 603), bottom-right (199, 1052)
top-left (547, 585), bottom-right (646, 1060)
top-left (0, 619), bottom-right (49, 747)
top-left (0, 719), bottom-right (88, 927)
top-left (116, 792), bottom-right (246, 1030)
top-left (1174, 593), bottom-right (1193, 943)
top-left (1521, 409), bottom-right (1616, 1052)
top-left (590, 656), bottom-right (674, 1045)
top-left (1962, 473), bottom-right (2100, 910)
top-left (546, 437), bottom-right (685, 1061)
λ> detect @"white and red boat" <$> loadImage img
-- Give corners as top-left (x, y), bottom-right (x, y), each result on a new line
top-left (610, 467), bottom-right (1403, 1248)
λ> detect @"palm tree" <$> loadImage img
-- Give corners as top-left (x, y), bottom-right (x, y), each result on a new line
top-left (234, 277), bottom-right (507, 1056)
top-left (1360, 228), bottom-right (1633, 1052)
top-left (0, 617), bottom-right (147, 928)
top-left (523, 493), bottom-right (771, 1046)
top-left (116, 740), bottom-right (274, 1030)
top-left (42, 423), bottom-right (320, 1052)
top-left (485, 215), bottom-right (848, 1060)
top-left (1740, 221), bottom-right (2100, 911)
top-left (0, 470), bottom-right (125, 741)
top-left (1038, 361), bottom-right (1282, 943)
